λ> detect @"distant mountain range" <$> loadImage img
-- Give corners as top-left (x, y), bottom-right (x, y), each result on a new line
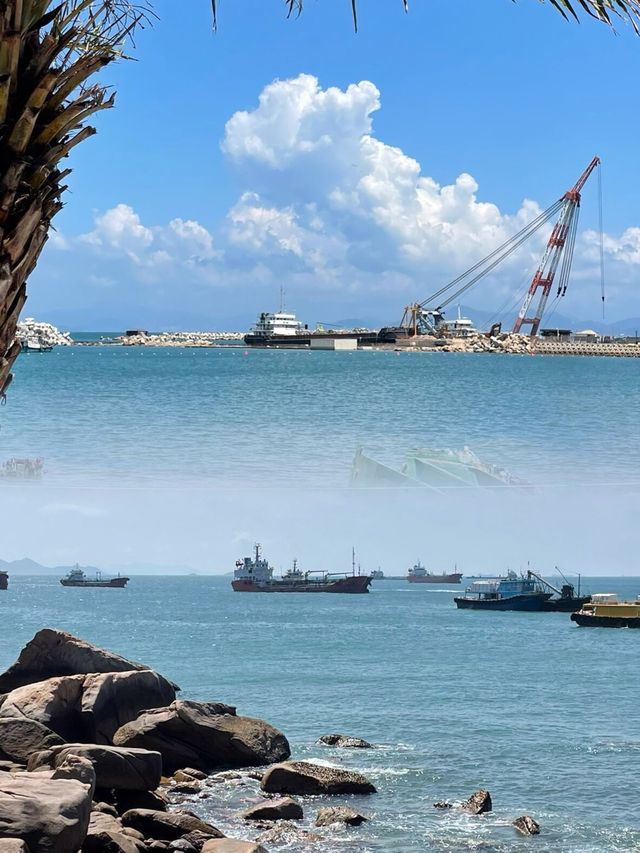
top-left (0, 558), bottom-right (196, 576)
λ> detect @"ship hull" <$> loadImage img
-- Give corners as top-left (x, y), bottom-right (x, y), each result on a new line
top-left (408, 573), bottom-right (462, 584)
top-left (244, 331), bottom-right (381, 348)
top-left (454, 592), bottom-right (552, 611)
top-left (60, 578), bottom-right (129, 588)
top-left (232, 575), bottom-right (371, 593)
top-left (571, 612), bottom-right (640, 628)
top-left (541, 596), bottom-right (591, 613)
top-left (0, 573), bottom-right (7, 591)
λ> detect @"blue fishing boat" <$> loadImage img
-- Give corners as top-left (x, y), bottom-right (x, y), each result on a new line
top-left (454, 572), bottom-right (552, 611)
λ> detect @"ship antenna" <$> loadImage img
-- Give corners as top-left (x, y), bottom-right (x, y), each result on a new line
top-left (352, 547), bottom-right (356, 577)
top-left (279, 285), bottom-right (285, 313)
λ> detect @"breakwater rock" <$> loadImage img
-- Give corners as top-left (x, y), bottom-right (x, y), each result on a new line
top-left (16, 319), bottom-right (72, 347)
top-left (119, 331), bottom-right (243, 347)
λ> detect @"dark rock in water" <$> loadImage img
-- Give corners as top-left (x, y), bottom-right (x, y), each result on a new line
top-left (171, 782), bottom-right (202, 795)
top-left (202, 842), bottom-right (268, 853)
top-left (315, 806), bottom-right (368, 826)
top-left (433, 801), bottom-right (453, 809)
top-left (0, 841), bottom-right (31, 852)
top-left (0, 629), bottom-right (178, 693)
top-left (113, 787), bottom-right (168, 814)
top-left (462, 789), bottom-right (492, 815)
top-left (261, 761), bottom-right (376, 796)
top-left (121, 808), bottom-right (224, 842)
top-left (317, 734), bottom-right (373, 749)
top-left (113, 700), bottom-right (289, 774)
top-left (513, 815), bottom-right (541, 836)
top-left (0, 767), bottom-right (93, 853)
top-left (83, 811), bottom-right (146, 852)
top-left (242, 797), bottom-right (303, 821)
top-left (28, 744), bottom-right (162, 792)
top-left (0, 717), bottom-right (65, 763)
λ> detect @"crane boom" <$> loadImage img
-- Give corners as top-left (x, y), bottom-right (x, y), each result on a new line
top-left (513, 156), bottom-right (600, 336)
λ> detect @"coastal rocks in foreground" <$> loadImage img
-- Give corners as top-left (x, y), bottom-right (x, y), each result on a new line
top-left (0, 717), bottom-right (65, 763)
top-left (317, 734), bottom-right (373, 749)
top-left (315, 806), bottom-right (369, 826)
top-left (241, 797), bottom-right (303, 821)
top-left (28, 744), bottom-right (162, 792)
top-left (83, 811), bottom-right (146, 853)
top-left (202, 841), bottom-right (268, 853)
top-left (462, 789), bottom-right (492, 815)
top-left (261, 761), bottom-right (376, 796)
top-left (121, 808), bottom-right (223, 842)
top-left (0, 629), bottom-right (162, 693)
top-left (0, 670), bottom-right (176, 745)
top-left (0, 840), bottom-right (30, 852)
top-left (0, 766), bottom-right (93, 852)
top-left (513, 815), bottom-right (541, 836)
top-left (113, 700), bottom-right (290, 774)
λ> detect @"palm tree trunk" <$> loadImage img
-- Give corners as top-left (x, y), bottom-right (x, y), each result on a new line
top-left (0, 0), bottom-right (146, 399)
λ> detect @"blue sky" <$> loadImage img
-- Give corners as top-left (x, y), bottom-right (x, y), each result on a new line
top-left (27, 1), bottom-right (640, 330)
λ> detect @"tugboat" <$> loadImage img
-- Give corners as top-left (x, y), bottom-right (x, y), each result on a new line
top-left (60, 565), bottom-right (129, 588)
top-left (454, 572), bottom-right (552, 611)
top-left (571, 594), bottom-right (640, 628)
top-left (407, 562), bottom-right (462, 584)
top-left (0, 571), bottom-right (7, 590)
top-left (232, 545), bottom-right (372, 593)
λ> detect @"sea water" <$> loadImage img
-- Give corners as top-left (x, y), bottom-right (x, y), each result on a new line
top-left (1, 346), bottom-right (639, 851)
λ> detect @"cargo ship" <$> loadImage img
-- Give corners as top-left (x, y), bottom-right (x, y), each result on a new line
top-left (407, 562), bottom-right (462, 584)
top-left (60, 566), bottom-right (129, 588)
top-left (571, 594), bottom-right (640, 628)
top-left (232, 545), bottom-right (372, 593)
top-left (454, 572), bottom-right (552, 611)
top-left (0, 571), bottom-right (7, 590)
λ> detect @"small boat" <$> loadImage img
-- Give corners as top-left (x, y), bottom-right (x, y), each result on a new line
top-left (0, 571), bottom-right (7, 591)
top-left (408, 562), bottom-right (462, 584)
top-left (571, 594), bottom-right (640, 628)
top-left (21, 338), bottom-right (53, 352)
top-left (454, 572), bottom-right (552, 611)
top-left (232, 545), bottom-right (372, 593)
top-left (60, 565), bottom-right (129, 588)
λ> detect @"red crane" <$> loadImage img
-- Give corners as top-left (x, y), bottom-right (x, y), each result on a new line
top-left (513, 156), bottom-right (601, 336)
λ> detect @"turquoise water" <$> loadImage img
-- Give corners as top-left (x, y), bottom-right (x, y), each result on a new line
top-left (2, 574), bottom-right (640, 852)
top-left (1, 346), bottom-right (639, 486)
top-left (1, 347), bottom-right (639, 850)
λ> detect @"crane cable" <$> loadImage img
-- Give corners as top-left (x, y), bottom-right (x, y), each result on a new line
top-left (419, 197), bottom-right (565, 309)
top-left (598, 161), bottom-right (606, 318)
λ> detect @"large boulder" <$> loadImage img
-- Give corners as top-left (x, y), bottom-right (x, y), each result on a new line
top-left (82, 811), bottom-right (146, 853)
top-left (261, 762), bottom-right (376, 796)
top-left (0, 718), bottom-right (65, 763)
top-left (121, 809), bottom-right (223, 842)
top-left (0, 630), bottom-right (173, 693)
top-left (113, 701), bottom-right (289, 774)
top-left (0, 841), bottom-right (30, 852)
top-left (315, 806), bottom-right (368, 827)
top-left (28, 744), bottom-right (162, 792)
top-left (241, 798), bottom-right (302, 821)
top-left (0, 671), bottom-right (176, 747)
top-left (0, 676), bottom-right (85, 741)
top-left (317, 734), bottom-right (373, 749)
top-left (0, 768), bottom-right (92, 853)
top-left (80, 671), bottom-right (177, 744)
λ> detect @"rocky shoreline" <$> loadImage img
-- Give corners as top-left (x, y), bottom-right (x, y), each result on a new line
top-left (0, 629), bottom-right (541, 852)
